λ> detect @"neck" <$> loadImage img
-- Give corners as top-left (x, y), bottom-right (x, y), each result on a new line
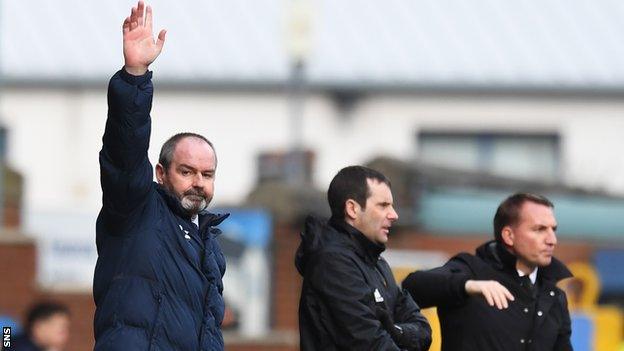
top-left (502, 243), bottom-right (536, 275)
top-left (515, 260), bottom-right (536, 276)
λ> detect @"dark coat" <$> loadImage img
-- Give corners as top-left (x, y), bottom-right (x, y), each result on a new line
top-left (296, 216), bottom-right (431, 351)
top-left (93, 69), bottom-right (228, 351)
top-left (10, 335), bottom-right (42, 351)
top-left (402, 240), bottom-right (573, 351)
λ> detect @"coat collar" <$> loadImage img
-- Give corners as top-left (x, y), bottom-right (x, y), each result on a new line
top-left (476, 240), bottom-right (572, 284)
top-left (329, 217), bottom-right (385, 264)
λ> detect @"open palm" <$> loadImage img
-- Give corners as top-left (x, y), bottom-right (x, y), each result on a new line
top-left (122, 1), bottom-right (166, 75)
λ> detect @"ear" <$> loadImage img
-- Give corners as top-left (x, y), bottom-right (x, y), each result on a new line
top-left (501, 226), bottom-right (514, 246)
top-left (344, 199), bottom-right (360, 221)
top-left (155, 163), bottom-right (165, 184)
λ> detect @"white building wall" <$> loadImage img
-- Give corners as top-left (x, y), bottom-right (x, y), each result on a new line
top-left (2, 86), bottom-right (624, 289)
top-left (3, 88), bottom-right (624, 216)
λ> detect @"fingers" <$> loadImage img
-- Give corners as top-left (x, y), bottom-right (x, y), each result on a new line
top-left (130, 6), bottom-right (138, 31)
top-left (492, 287), bottom-right (507, 309)
top-left (481, 284), bottom-right (504, 309)
top-left (137, 1), bottom-right (145, 27)
top-left (156, 29), bottom-right (167, 50)
top-left (469, 280), bottom-right (515, 310)
top-left (482, 288), bottom-right (495, 307)
top-left (145, 5), bottom-right (153, 30)
top-left (488, 282), bottom-right (514, 309)
top-left (122, 17), bottom-right (130, 34)
top-left (481, 285), bottom-right (502, 309)
top-left (128, 2), bottom-right (149, 33)
top-left (503, 286), bottom-right (515, 302)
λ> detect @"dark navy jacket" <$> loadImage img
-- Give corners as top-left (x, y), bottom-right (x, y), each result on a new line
top-left (403, 241), bottom-right (572, 351)
top-left (93, 69), bottom-right (227, 351)
top-left (10, 335), bottom-right (43, 351)
top-left (296, 216), bottom-right (432, 350)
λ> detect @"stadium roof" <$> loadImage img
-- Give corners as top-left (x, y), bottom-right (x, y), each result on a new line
top-left (3, 0), bottom-right (624, 91)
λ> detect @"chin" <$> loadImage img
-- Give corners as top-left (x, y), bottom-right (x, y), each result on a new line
top-left (538, 257), bottom-right (553, 267)
top-left (181, 198), bottom-right (207, 214)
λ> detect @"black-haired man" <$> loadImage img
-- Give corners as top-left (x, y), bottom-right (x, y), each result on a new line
top-left (296, 166), bottom-right (431, 350)
top-left (11, 302), bottom-right (70, 351)
top-left (402, 193), bottom-right (573, 351)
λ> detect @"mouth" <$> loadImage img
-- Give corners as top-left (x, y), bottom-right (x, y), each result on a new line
top-left (184, 194), bottom-right (205, 202)
top-left (179, 192), bottom-right (209, 213)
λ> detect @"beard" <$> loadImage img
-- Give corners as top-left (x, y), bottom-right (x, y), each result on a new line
top-left (164, 184), bottom-right (212, 216)
top-left (180, 189), bottom-right (210, 214)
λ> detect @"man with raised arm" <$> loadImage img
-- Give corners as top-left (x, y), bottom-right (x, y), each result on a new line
top-left (93, 2), bottom-right (228, 350)
top-left (402, 193), bottom-right (573, 351)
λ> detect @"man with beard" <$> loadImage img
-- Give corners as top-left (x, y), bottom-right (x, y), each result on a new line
top-left (296, 166), bottom-right (431, 350)
top-left (93, 2), bottom-right (228, 350)
top-left (402, 193), bottom-right (573, 351)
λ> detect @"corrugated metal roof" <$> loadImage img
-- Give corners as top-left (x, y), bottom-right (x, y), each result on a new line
top-left (3, 0), bottom-right (624, 89)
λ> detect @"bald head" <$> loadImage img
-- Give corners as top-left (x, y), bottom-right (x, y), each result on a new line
top-left (159, 132), bottom-right (216, 171)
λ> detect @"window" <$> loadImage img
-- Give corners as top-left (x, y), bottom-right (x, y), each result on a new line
top-left (418, 131), bottom-right (560, 181)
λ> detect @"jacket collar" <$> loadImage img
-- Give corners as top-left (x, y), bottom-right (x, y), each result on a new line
top-left (476, 240), bottom-right (572, 283)
top-left (198, 211), bottom-right (229, 234)
top-left (329, 217), bottom-right (385, 263)
top-left (156, 184), bottom-right (229, 231)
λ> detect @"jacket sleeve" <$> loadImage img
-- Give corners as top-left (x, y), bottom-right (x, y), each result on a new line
top-left (99, 69), bottom-right (154, 226)
top-left (309, 251), bottom-right (402, 351)
top-left (401, 258), bottom-right (473, 308)
top-left (392, 288), bottom-right (432, 351)
top-left (554, 289), bottom-right (573, 351)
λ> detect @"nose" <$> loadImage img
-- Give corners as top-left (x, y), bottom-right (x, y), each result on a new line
top-left (388, 206), bottom-right (399, 222)
top-left (546, 228), bottom-right (557, 246)
top-left (192, 172), bottom-right (205, 187)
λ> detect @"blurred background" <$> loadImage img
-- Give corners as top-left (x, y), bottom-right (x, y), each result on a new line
top-left (1, 0), bottom-right (624, 350)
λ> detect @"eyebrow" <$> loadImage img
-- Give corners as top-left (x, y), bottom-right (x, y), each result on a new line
top-left (177, 164), bottom-right (216, 173)
top-left (535, 223), bottom-right (557, 230)
top-left (178, 164), bottom-right (196, 171)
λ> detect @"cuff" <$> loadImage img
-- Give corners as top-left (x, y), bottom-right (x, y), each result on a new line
top-left (119, 67), bottom-right (153, 85)
top-left (452, 274), bottom-right (471, 299)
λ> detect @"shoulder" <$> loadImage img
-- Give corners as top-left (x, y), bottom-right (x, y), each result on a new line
top-left (447, 252), bottom-right (480, 270)
top-left (541, 256), bottom-right (573, 283)
top-left (10, 335), bottom-right (41, 351)
top-left (318, 245), bottom-right (359, 264)
top-left (305, 249), bottom-right (373, 296)
top-left (99, 183), bottom-right (160, 229)
top-left (310, 248), bottom-right (362, 277)
top-left (308, 223), bottom-right (356, 259)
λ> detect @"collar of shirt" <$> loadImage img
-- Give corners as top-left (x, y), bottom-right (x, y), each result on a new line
top-left (517, 267), bottom-right (538, 284)
top-left (192, 215), bottom-right (199, 228)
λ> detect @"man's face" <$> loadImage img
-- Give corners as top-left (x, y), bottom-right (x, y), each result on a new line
top-left (32, 313), bottom-right (70, 349)
top-left (156, 137), bottom-right (216, 216)
top-left (351, 179), bottom-right (399, 245)
top-left (504, 201), bottom-right (558, 273)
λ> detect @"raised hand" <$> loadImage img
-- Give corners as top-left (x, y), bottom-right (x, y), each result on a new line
top-left (465, 280), bottom-right (515, 309)
top-left (122, 1), bottom-right (166, 76)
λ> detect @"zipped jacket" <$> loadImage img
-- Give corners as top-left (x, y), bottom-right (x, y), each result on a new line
top-left (296, 216), bottom-right (431, 351)
top-left (94, 69), bottom-right (228, 351)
